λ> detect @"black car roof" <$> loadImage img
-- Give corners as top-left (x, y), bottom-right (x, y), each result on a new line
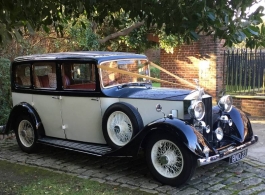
top-left (13, 51), bottom-right (147, 63)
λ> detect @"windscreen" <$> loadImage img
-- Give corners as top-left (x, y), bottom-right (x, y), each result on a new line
top-left (99, 59), bottom-right (150, 88)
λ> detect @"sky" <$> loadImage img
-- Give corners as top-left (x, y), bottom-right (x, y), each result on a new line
top-left (249, 0), bottom-right (265, 14)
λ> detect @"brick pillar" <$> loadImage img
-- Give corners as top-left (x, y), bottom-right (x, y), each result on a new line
top-left (197, 36), bottom-right (226, 102)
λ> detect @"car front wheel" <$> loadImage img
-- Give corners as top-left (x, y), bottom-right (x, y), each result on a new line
top-left (145, 133), bottom-right (196, 186)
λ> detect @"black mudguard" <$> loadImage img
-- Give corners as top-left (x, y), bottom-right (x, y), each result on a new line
top-left (212, 106), bottom-right (253, 143)
top-left (4, 102), bottom-right (45, 137)
top-left (106, 117), bottom-right (211, 158)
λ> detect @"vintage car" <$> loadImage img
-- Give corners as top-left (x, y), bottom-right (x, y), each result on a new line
top-left (1, 51), bottom-right (258, 186)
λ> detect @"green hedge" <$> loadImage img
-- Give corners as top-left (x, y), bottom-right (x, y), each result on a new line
top-left (0, 58), bottom-right (12, 125)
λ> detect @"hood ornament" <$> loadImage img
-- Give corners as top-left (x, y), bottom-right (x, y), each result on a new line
top-left (194, 79), bottom-right (199, 89)
top-left (193, 78), bottom-right (205, 100)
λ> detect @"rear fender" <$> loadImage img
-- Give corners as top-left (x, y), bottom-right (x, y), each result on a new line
top-left (5, 102), bottom-right (45, 137)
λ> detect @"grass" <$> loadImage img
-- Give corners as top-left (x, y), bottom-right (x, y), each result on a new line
top-left (152, 82), bottom-right (161, 87)
top-left (0, 160), bottom-right (151, 195)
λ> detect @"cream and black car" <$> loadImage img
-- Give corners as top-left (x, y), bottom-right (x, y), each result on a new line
top-left (1, 51), bottom-right (258, 186)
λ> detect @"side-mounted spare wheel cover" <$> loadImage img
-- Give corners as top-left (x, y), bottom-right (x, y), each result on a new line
top-left (102, 102), bottom-right (144, 149)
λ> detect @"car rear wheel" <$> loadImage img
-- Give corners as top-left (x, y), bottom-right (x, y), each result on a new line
top-left (102, 102), bottom-right (143, 149)
top-left (145, 132), bottom-right (196, 186)
top-left (15, 115), bottom-right (39, 153)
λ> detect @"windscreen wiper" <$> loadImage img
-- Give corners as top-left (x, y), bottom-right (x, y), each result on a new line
top-left (118, 82), bottom-right (152, 89)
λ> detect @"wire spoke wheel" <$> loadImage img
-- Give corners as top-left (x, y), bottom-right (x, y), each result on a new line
top-left (18, 119), bottom-right (35, 147)
top-left (146, 133), bottom-right (196, 186)
top-left (107, 111), bottom-right (133, 146)
top-left (151, 140), bottom-right (183, 178)
top-left (15, 115), bottom-right (39, 153)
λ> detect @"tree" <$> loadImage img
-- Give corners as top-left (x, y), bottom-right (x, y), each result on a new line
top-left (0, 58), bottom-right (12, 125)
top-left (0, 0), bottom-right (264, 49)
top-left (246, 23), bottom-right (265, 49)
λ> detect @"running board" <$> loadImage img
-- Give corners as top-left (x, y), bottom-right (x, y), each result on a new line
top-left (37, 137), bottom-right (113, 156)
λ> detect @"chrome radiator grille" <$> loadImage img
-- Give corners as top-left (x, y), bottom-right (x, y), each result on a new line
top-left (202, 96), bottom-right (213, 141)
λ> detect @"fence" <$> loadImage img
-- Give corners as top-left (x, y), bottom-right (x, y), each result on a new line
top-left (224, 49), bottom-right (265, 95)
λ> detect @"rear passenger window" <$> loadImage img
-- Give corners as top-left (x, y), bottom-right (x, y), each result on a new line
top-left (14, 64), bottom-right (31, 87)
top-left (33, 63), bottom-right (57, 89)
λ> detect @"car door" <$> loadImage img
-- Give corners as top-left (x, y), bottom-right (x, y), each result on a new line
top-left (61, 96), bottom-right (103, 143)
top-left (60, 62), bottom-right (105, 144)
top-left (32, 62), bottom-right (65, 139)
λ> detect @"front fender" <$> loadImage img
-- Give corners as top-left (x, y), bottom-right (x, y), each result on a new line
top-left (227, 107), bottom-right (253, 143)
top-left (106, 117), bottom-right (211, 157)
top-left (5, 102), bottom-right (45, 137)
top-left (144, 118), bottom-right (213, 157)
top-left (212, 106), bottom-right (253, 143)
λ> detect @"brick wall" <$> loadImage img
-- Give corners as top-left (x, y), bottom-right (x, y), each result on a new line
top-left (160, 35), bottom-right (225, 103)
top-left (160, 35), bottom-right (265, 117)
top-left (233, 98), bottom-right (265, 117)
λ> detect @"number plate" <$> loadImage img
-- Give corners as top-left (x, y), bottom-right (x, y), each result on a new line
top-left (229, 149), bottom-right (248, 164)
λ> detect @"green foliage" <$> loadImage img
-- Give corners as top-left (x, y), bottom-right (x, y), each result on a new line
top-left (158, 33), bottom-right (184, 53)
top-left (66, 18), bottom-right (100, 51)
top-left (0, 58), bottom-right (12, 125)
top-left (0, 0), bottom-right (264, 49)
top-left (119, 23), bottom-right (152, 53)
top-left (0, 31), bottom-right (48, 60)
top-left (246, 23), bottom-right (265, 50)
top-left (149, 60), bottom-right (161, 80)
top-left (150, 67), bottom-right (160, 79)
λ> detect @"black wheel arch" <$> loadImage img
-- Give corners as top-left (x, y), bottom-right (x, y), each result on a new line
top-left (5, 102), bottom-right (45, 138)
top-left (140, 118), bottom-right (210, 157)
top-left (106, 117), bottom-right (212, 158)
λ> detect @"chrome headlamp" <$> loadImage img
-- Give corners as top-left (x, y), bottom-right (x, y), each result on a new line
top-left (218, 95), bottom-right (233, 112)
top-left (215, 127), bottom-right (224, 141)
top-left (188, 100), bottom-right (205, 121)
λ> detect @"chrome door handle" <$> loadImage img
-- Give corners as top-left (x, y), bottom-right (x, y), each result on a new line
top-left (52, 96), bottom-right (62, 100)
top-left (91, 98), bottom-right (99, 101)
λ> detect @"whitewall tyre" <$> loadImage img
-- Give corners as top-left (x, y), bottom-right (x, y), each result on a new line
top-left (15, 115), bottom-right (39, 153)
top-left (145, 133), bottom-right (196, 186)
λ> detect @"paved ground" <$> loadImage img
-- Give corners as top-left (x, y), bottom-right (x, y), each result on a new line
top-left (248, 119), bottom-right (265, 163)
top-left (0, 119), bottom-right (265, 195)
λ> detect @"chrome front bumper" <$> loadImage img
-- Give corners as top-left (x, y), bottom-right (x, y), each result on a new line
top-left (197, 135), bottom-right (258, 167)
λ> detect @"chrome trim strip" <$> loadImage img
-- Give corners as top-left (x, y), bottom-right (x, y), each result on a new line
top-left (197, 135), bottom-right (258, 167)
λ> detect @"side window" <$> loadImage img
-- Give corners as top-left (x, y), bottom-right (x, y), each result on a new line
top-left (33, 63), bottom-right (57, 89)
top-left (62, 63), bottom-right (96, 90)
top-left (14, 64), bottom-right (31, 87)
